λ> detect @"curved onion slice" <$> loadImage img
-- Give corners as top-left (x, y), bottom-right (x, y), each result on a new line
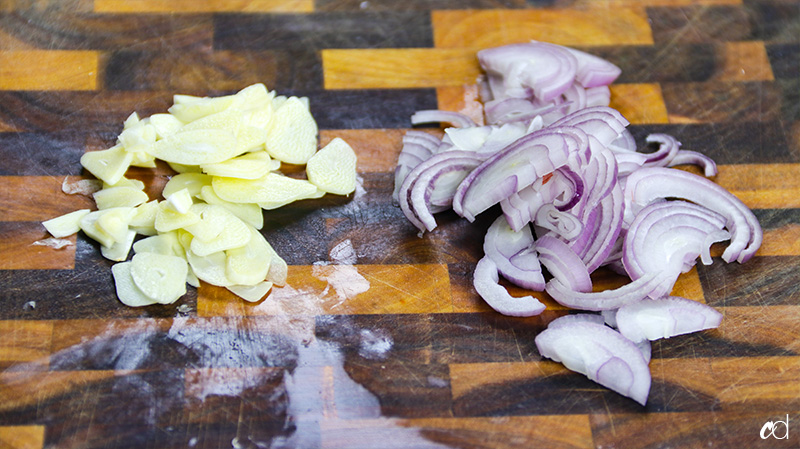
top-left (549, 106), bottom-right (629, 146)
top-left (547, 313), bottom-right (606, 329)
top-left (577, 183), bottom-right (625, 273)
top-left (398, 150), bottom-right (483, 232)
top-left (546, 271), bottom-right (667, 311)
top-left (561, 45), bottom-right (622, 88)
top-left (535, 319), bottom-right (651, 405)
top-left (500, 168), bottom-right (583, 233)
top-left (534, 234), bottom-right (591, 293)
top-left (411, 110), bottom-right (477, 128)
top-left (668, 150), bottom-right (718, 177)
top-left (478, 42), bottom-right (578, 102)
top-left (623, 200), bottom-right (730, 284)
top-left (483, 216), bottom-right (544, 291)
top-left (640, 133), bottom-right (680, 165)
top-left (624, 167), bottom-right (762, 263)
top-left (453, 130), bottom-right (573, 221)
top-left (616, 296), bottom-right (723, 343)
top-left (473, 256), bottom-right (546, 317)
top-left (534, 204), bottom-right (582, 240)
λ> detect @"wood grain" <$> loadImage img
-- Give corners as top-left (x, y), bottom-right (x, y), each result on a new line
top-left (0, 222), bottom-right (77, 270)
top-left (0, 426), bottom-right (44, 449)
top-left (94, 0), bottom-right (314, 13)
top-left (198, 264), bottom-right (453, 317)
top-left (0, 51), bottom-right (98, 91)
top-left (322, 48), bottom-right (481, 89)
top-left (609, 83), bottom-right (670, 124)
top-left (432, 8), bottom-right (653, 48)
top-left (0, 320), bottom-right (52, 370)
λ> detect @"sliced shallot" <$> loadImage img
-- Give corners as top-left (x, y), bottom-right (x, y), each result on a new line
top-left (535, 319), bottom-right (651, 405)
top-left (615, 296), bottom-right (723, 343)
top-left (473, 256), bottom-right (546, 317)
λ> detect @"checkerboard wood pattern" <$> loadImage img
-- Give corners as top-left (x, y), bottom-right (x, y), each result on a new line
top-left (1, 1), bottom-right (799, 448)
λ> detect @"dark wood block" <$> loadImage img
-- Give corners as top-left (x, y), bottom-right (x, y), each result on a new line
top-left (213, 12), bottom-right (433, 50)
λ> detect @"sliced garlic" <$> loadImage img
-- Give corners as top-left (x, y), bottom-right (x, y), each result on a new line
top-left (198, 185), bottom-right (263, 230)
top-left (150, 129), bottom-right (240, 165)
top-left (80, 145), bottom-right (133, 186)
top-left (130, 252), bottom-right (188, 305)
top-left (162, 173), bottom-right (212, 199)
top-left (200, 150), bottom-right (272, 180)
top-left (112, 261), bottom-right (159, 307)
top-left (42, 209), bottom-right (91, 238)
top-left (227, 281), bottom-right (273, 303)
top-left (101, 228), bottom-right (136, 262)
top-left (306, 137), bottom-right (358, 195)
top-left (265, 96), bottom-right (318, 165)
top-left (93, 186), bottom-right (149, 210)
top-left (185, 205), bottom-right (251, 257)
top-left (224, 225), bottom-right (271, 286)
top-left (154, 201), bottom-right (200, 233)
top-left (211, 172), bottom-right (321, 208)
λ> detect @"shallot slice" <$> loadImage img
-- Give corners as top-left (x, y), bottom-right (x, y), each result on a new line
top-left (545, 271), bottom-right (667, 311)
top-left (622, 200), bottom-right (730, 284)
top-left (534, 234), bottom-right (592, 293)
top-left (483, 216), bottom-right (544, 291)
top-left (615, 296), bottom-right (723, 343)
top-left (453, 130), bottom-right (573, 221)
top-left (668, 150), bottom-right (718, 177)
top-left (535, 319), bottom-right (651, 405)
top-left (473, 256), bottom-right (546, 317)
top-left (411, 110), bottom-right (477, 128)
top-left (624, 167), bottom-right (762, 263)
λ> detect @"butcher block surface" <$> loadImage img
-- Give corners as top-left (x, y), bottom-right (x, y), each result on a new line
top-left (1, 1), bottom-right (799, 448)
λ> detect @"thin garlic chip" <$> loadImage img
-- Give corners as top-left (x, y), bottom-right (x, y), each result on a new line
top-left (227, 281), bottom-right (273, 303)
top-left (224, 226), bottom-right (271, 286)
top-left (198, 185), bottom-right (263, 230)
top-left (103, 177), bottom-right (145, 190)
top-left (164, 188), bottom-right (194, 214)
top-left (200, 150), bottom-right (272, 180)
top-left (211, 172), bottom-right (321, 208)
top-left (80, 145), bottom-right (133, 186)
top-left (93, 186), bottom-right (149, 210)
top-left (306, 137), bottom-right (358, 195)
top-left (168, 94), bottom-right (236, 123)
top-left (186, 246), bottom-right (232, 287)
top-left (186, 205), bottom-right (251, 257)
top-left (162, 173), bottom-right (213, 199)
top-left (150, 129), bottom-right (240, 165)
top-left (112, 261), bottom-right (159, 308)
top-left (129, 200), bottom-right (159, 236)
top-left (266, 246), bottom-right (288, 286)
top-left (133, 231), bottom-right (184, 257)
top-left (43, 209), bottom-right (91, 238)
top-left (130, 252), bottom-right (188, 305)
top-left (148, 113), bottom-right (184, 139)
top-left (101, 229), bottom-right (136, 262)
top-left (181, 108), bottom-right (243, 133)
top-left (79, 207), bottom-right (135, 247)
top-left (154, 201), bottom-right (200, 233)
top-left (265, 96), bottom-right (318, 165)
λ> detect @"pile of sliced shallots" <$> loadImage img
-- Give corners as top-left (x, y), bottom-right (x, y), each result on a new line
top-left (394, 41), bottom-right (762, 406)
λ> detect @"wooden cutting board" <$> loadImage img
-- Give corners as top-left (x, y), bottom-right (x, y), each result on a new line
top-left (1, 1), bottom-right (799, 448)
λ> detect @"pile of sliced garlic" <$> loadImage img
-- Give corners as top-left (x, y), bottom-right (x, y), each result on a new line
top-left (42, 83), bottom-right (358, 307)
